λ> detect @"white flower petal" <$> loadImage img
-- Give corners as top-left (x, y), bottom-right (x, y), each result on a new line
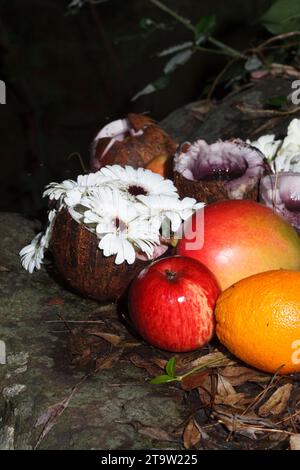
top-left (248, 135), bottom-right (282, 163)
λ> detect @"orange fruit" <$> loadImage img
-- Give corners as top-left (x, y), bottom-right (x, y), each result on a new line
top-left (145, 155), bottom-right (169, 177)
top-left (215, 270), bottom-right (300, 374)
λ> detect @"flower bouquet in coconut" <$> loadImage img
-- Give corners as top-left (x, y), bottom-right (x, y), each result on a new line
top-left (20, 165), bottom-right (202, 302)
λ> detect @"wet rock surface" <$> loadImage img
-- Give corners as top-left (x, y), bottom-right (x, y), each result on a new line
top-left (0, 213), bottom-right (185, 450)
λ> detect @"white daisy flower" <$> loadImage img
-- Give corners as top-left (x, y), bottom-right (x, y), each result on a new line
top-left (247, 134), bottom-right (282, 163)
top-left (273, 150), bottom-right (300, 173)
top-left (99, 217), bottom-right (159, 265)
top-left (81, 186), bottom-right (139, 228)
top-left (80, 187), bottom-right (160, 264)
top-left (282, 118), bottom-right (300, 148)
top-left (137, 194), bottom-right (203, 232)
top-left (44, 209), bottom-right (57, 247)
top-left (274, 119), bottom-right (300, 173)
top-left (19, 209), bottom-right (57, 273)
top-left (99, 165), bottom-right (178, 200)
top-left (20, 232), bottom-right (46, 274)
top-left (43, 171), bottom-right (109, 207)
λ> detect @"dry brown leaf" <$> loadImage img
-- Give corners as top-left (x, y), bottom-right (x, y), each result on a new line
top-left (130, 421), bottom-right (178, 442)
top-left (183, 418), bottom-right (201, 449)
top-left (197, 373), bottom-right (249, 408)
top-left (151, 357), bottom-right (168, 370)
top-left (34, 376), bottom-right (87, 449)
top-left (290, 434), bottom-right (300, 450)
top-left (45, 297), bottom-right (65, 306)
top-left (215, 375), bottom-right (249, 407)
top-left (217, 374), bottom-right (236, 397)
top-left (181, 370), bottom-right (210, 391)
top-left (118, 339), bottom-right (142, 348)
top-left (216, 392), bottom-right (250, 407)
top-left (198, 375), bottom-right (217, 407)
top-left (258, 384), bottom-right (293, 417)
top-left (213, 407), bottom-right (277, 440)
top-left (87, 330), bottom-right (122, 346)
top-left (128, 353), bottom-right (161, 376)
top-left (189, 99), bottom-right (214, 117)
top-left (0, 265), bottom-right (10, 272)
top-left (95, 350), bottom-right (123, 371)
top-left (221, 366), bottom-right (269, 386)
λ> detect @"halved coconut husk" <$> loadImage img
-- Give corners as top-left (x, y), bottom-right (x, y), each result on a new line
top-left (50, 209), bottom-right (152, 302)
top-left (90, 113), bottom-right (177, 172)
top-left (173, 139), bottom-right (271, 203)
top-left (260, 172), bottom-right (300, 234)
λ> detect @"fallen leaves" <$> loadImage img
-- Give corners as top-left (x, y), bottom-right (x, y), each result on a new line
top-left (128, 353), bottom-right (162, 377)
top-left (57, 310), bottom-right (300, 451)
top-left (290, 434), bottom-right (300, 450)
top-left (127, 421), bottom-right (178, 443)
top-left (221, 365), bottom-right (269, 386)
top-left (177, 352), bottom-right (235, 375)
top-left (95, 350), bottom-right (123, 372)
top-left (212, 407), bottom-right (281, 440)
top-left (183, 418), bottom-right (201, 449)
top-left (258, 384), bottom-right (293, 417)
top-left (34, 375), bottom-right (87, 449)
top-left (181, 370), bottom-right (210, 391)
top-left (68, 318), bottom-right (141, 371)
top-left (45, 297), bottom-right (65, 306)
top-left (0, 265), bottom-right (10, 272)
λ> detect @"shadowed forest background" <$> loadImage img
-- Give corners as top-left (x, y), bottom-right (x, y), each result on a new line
top-left (0, 0), bottom-right (274, 216)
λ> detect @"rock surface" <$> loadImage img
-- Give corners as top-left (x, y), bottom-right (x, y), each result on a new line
top-left (162, 77), bottom-right (299, 142)
top-left (0, 213), bottom-right (185, 450)
top-left (1, 76), bottom-right (299, 450)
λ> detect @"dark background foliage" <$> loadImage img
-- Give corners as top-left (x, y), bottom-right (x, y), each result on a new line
top-left (0, 0), bottom-right (272, 216)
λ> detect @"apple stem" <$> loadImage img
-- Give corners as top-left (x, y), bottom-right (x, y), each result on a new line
top-left (165, 269), bottom-right (178, 281)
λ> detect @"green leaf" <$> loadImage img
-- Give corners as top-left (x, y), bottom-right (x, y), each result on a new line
top-left (195, 15), bottom-right (216, 42)
top-left (163, 49), bottom-right (193, 74)
top-left (150, 374), bottom-right (177, 385)
top-left (261, 0), bottom-right (300, 34)
top-left (267, 95), bottom-right (287, 108)
top-left (153, 75), bottom-right (169, 90)
top-left (166, 357), bottom-right (176, 377)
top-left (131, 76), bottom-right (169, 101)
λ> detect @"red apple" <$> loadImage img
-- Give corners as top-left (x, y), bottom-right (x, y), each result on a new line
top-left (177, 200), bottom-right (300, 291)
top-left (128, 255), bottom-right (220, 352)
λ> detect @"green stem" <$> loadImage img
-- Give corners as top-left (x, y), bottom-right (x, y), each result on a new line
top-left (149, 0), bottom-right (246, 60)
top-left (176, 356), bottom-right (232, 381)
top-left (194, 45), bottom-right (239, 57)
top-left (208, 37), bottom-right (246, 59)
top-left (149, 0), bottom-right (195, 32)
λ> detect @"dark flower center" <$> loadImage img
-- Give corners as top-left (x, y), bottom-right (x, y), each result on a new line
top-left (128, 185), bottom-right (148, 196)
top-left (115, 217), bottom-right (127, 231)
